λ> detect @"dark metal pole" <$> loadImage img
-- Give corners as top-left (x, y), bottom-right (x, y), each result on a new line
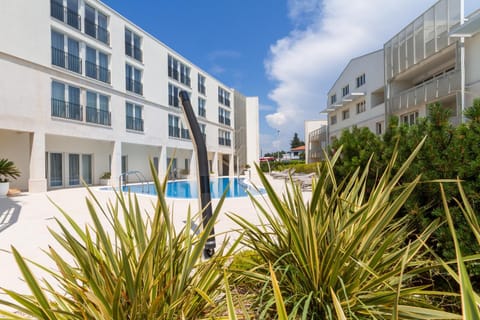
top-left (178, 91), bottom-right (216, 258)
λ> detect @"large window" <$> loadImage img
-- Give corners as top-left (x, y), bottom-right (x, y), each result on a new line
top-left (85, 4), bottom-right (109, 44)
top-left (342, 109), bottom-right (350, 120)
top-left (51, 81), bottom-right (82, 121)
top-left (401, 111), bottom-right (419, 126)
top-left (50, 0), bottom-right (81, 30)
top-left (330, 94), bottom-right (337, 104)
top-left (125, 28), bottom-right (142, 62)
top-left (86, 91), bottom-right (110, 126)
top-left (218, 130), bottom-right (231, 146)
top-left (342, 85), bottom-right (350, 97)
top-left (198, 98), bottom-right (206, 117)
top-left (51, 30), bottom-right (82, 74)
top-left (168, 55), bottom-right (191, 86)
top-left (356, 100), bottom-right (366, 114)
top-left (168, 114), bottom-right (180, 138)
top-left (126, 64), bottom-right (143, 95)
top-left (356, 73), bottom-right (366, 88)
top-left (126, 102), bottom-right (143, 131)
top-left (49, 152), bottom-right (63, 187)
top-left (218, 107), bottom-right (231, 126)
top-left (168, 83), bottom-right (180, 107)
top-left (198, 74), bottom-right (206, 95)
top-left (86, 46), bottom-right (110, 83)
top-left (218, 87), bottom-right (230, 107)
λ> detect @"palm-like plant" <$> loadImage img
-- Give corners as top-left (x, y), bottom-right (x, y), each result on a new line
top-left (230, 139), bottom-right (460, 319)
top-left (0, 158), bottom-right (20, 182)
top-left (0, 163), bottom-right (235, 319)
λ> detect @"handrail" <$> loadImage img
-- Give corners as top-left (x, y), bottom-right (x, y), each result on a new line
top-left (118, 170), bottom-right (148, 193)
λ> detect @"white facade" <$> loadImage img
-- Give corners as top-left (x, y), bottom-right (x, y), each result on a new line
top-left (304, 120), bottom-right (327, 163)
top-left (325, 50), bottom-right (385, 142)
top-left (0, 0), bottom-right (259, 192)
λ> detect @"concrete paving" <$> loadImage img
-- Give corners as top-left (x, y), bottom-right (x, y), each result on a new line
top-left (0, 173), bottom-right (303, 304)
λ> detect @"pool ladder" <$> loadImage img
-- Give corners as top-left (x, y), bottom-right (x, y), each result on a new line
top-left (118, 170), bottom-right (148, 193)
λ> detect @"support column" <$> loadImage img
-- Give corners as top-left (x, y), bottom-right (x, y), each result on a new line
top-left (158, 146), bottom-right (167, 181)
top-left (189, 151), bottom-right (197, 179)
top-left (212, 152), bottom-right (218, 177)
top-left (111, 141), bottom-right (122, 188)
top-left (228, 154), bottom-right (234, 177)
top-left (28, 131), bottom-right (47, 192)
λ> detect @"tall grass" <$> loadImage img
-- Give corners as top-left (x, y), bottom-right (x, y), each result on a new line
top-left (0, 163), bottom-right (235, 319)
top-left (230, 140), bottom-right (461, 319)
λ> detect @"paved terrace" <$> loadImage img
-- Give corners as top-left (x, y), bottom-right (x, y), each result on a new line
top-left (0, 173), bottom-right (306, 300)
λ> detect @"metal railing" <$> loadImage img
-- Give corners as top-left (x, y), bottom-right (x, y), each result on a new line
top-left (51, 98), bottom-right (83, 121)
top-left (118, 170), bottom-right (148, 193)
top-left (84, 19), bottom-right (110, 45)
top-left (86, 107), bottom-right (111, 126)
top-left (126, 116), bottom-right (144, 131)
top-left (126, 78), bottom-right (143, 95)
top-left (51, 47), bottom-right (82, 74)
top-left (86, 61), bottom-right (111, 83)
top-left (50, 0), bottom-right (81, 30)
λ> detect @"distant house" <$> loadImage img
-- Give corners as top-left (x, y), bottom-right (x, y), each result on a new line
top-left (283, 145), bottom-right (305, 161)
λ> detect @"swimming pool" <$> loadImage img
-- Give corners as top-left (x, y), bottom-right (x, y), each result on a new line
top-left (116, 177), bottom-right (264, 199)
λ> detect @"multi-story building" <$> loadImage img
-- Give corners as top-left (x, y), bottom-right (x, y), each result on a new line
top-left (384, 0), bottom-right (477, 125)
top-left (0, 0), bottom-right (259, 192)
top-left (324, 50), bottom-right (385, 142)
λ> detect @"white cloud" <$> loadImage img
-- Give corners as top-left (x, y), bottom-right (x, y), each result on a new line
top-left (264, 0), bottom-right (441, 151)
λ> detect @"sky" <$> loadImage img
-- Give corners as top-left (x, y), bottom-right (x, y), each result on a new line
top-left (101, 0), bottom-right (478, 155)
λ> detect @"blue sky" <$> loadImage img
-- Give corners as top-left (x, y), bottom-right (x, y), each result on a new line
top-left (102, 0), bottom-right (477, 154)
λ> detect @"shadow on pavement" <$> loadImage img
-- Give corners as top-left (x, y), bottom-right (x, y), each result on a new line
top-left (0, 197), bottom-right (22, 234)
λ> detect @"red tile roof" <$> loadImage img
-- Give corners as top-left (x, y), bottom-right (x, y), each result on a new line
top-left (291, 145), bottom-right (305, 152)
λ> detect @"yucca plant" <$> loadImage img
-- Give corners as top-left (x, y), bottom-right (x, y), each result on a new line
top-left (0, 162), bottom-right (236, 319)
top-left (230, 139), bottom-right (461, 319)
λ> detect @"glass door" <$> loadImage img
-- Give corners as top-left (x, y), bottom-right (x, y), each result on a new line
top-left (50, 153), bottom-right (63, 187)
top-left (69, 154), bottom-right (80, 186)
top-left (82, 154), bottom-right (92, 185)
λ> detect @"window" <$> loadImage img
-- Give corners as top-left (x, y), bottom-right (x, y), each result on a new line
top-left (218, 130), bottom-right (231, 146)
top-left (180, 122), bottom-right (190, 140)
top-left (199, 123), bottom-right (207, 140)
top-left (198, 98), bottom-right (206, 117)
top-left (125, 28), bottom-right (142, 62)
top-left (218, 87), bottom-right (230, 107)
top-left (330, 94), bottom-right (337, 104)
top-left (49, 152), bottom-right (63, 187)
top-left (168, 55), bottom-right (191, 86)
top-left (356, 100), bottom-right (366, 114)
top-left (375, 122), bottom-right (383, 135)
top-left (51, 81), bottom-right (82, 121)
top-left (126, 102), bottom-right (143, 131)
top-left (218, 107), bottom-right (231, 126)
top-left (401, 111), bottom-right (419, 126)
top-left (84, 4), bottom-right (109, 44)
top-left (198, 74), bottom-right (206, 95)
top-left (356, 73), bottom-right (366, 88)
top-left (51, 30), bottom-right (82, 74)
top-left (330, 115), bottom-right (337, 125)
top-left (342, 85), bottom-right (350, 97)
top-left (126, 64), bottom-right (143, 95)
top-left (168, 114), bottom-right (180, 138)
top-left (86, 46), bottom-right (110, 83)
top-left (342, 109), bottom-right (350, 120)
top-left (168, 83), bottom-right (180, 107)
top-left (86, 91), bottom-right (110, 126)
top-left (50, 0), bottom-right (81, 30)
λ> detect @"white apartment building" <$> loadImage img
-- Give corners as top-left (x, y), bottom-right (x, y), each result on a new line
top-left (324, 50), bottom-right (385, 142)
top-left (384, 0), bottom-right (480, 125)
top-left (0, 0), bottom-right (259, 192)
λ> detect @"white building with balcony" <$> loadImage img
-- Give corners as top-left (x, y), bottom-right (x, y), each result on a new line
top-left (384, 0), bottom-right (480, 125)
top-left (324, 50), bottom-right (385, 142)
top-left (304, 120), bottom-right (327, 164)
top-left (0, 0), bottom-right (259, 192)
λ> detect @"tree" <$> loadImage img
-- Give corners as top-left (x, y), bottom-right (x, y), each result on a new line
top-left (290, 132), bottom-right (304, 149)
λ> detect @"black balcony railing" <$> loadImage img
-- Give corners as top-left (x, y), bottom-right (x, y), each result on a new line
top-left (86, 106), bottom-right (111, 126)
top-left (86, 61), bottom-right (111, 83)
top-left (50, 0), bottom-right (81, 30)
top-left (85, 19), bottom-right (110, 45)
top-left (51, 98), bottom-right (83, 121)
top-left (181, 128), bottom-right (190, 140)
top-left (126, 78), bottom-right (143, 95)
top-left (225, 98), bottom-right (230, 107)
top-left (126, 116), bottom-right (143, 131)
top-left (168, 95), bottom-right (179, 107)
top-left (198, 84), bottom-right (206, 95)
top-left (218, 116), bottom-right (231, 126)
top-left (180, 74), bottom-right (191, 87)
top-left (51, 47), bottom-right (82, 74)
top-left (225, 118), bottom-right (231, 126)
top-left (168, 126), bottom-right (180, 138)
top-left (125, 43), bottom-right (143, 62)
top-left (198, 108), bottom-right (206, 118)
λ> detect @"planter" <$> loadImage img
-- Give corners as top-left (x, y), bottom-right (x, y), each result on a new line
top-left (0, 181), bottom-right (9, 197)
top-left (99, 179), bottom-right (111, 186)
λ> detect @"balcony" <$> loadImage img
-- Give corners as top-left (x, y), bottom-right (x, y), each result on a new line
top-left (126, 78), bottom-right (143, 95)
top-left (390, 69), bottom-right (460, 113)
top-left (51, 47), bottom-right (82, 74)
top-left (84, 19), bottom-right (110, 45)
top-left (168, 126), bottom-right (180, 138)
top-left (168, 95), bottom-right (179, 107)
top-left (86, 61), bottom-right (111, 83)
top-left (50, 0), bottom-right (81, 30)
top-left (219, 137), bottom-right (231, 146)
top-left (51, 99), bottom-right (83, 121)
top-left (125, 43), bottom-right (142, 62)
top-left (86, 107), bottom-right (111, 126)
top-left (126, 116), bottom-right (144, 132)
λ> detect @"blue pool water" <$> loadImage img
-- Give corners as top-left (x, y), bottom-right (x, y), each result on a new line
top-left (118, 177), bottom-right (264, 199)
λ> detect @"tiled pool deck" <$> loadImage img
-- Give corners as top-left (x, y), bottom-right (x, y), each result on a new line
top-left (0, 173), bottom-right (304, 300)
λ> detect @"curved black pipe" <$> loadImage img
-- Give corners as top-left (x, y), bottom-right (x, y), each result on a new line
top-left (178, 90), bottom-right (216, 258)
